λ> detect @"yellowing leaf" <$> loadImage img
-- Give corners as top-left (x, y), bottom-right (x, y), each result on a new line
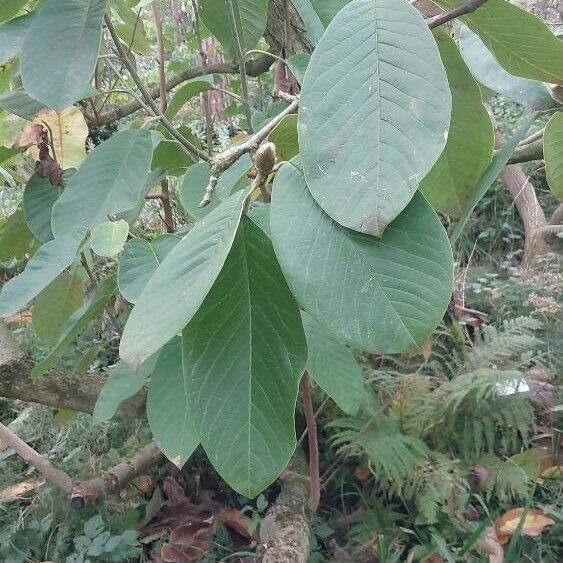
top-left (29, 107), bottom-right (88, 169)
top-left (496, 508), bottom-right (555, 543)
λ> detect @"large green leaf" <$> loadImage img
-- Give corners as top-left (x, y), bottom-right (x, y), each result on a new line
top-left (147, 337), bottom-right (198, 467)
top-left (117, 235), bottom-right (179, 303)
top-left (299, 0), bottom-right (451, 236)
top-left (0, 232), bottom-right (82, 317)
top-left (544, 112), bottom-right (563, 202)
top-left (198, 0), bottom-right (268, 58)
top-left (21, 0), bottom-right (108, 111)
top-left (179, 156), bottom-right (252, 220)
top-left (31, 274), bottom-right (117, 378)
top-left (52, 129), bottom-right (154, 238)
top-left (0, 208), bottom-right (38, 263)
top-left (291, 0), bottom-right (351, 44)
top-left (32, 270), bottom-right (84, 346)
top-left (0, 12), bottom-right (32, 63)
top-left (151, 140), bottom-right (196, 176)
top-left (23, 174), bottom-right (60, 243)
top-left (286, 53), bottom-right (310, 85)
top-left (419, 30), bottom-right (493, 217)
top-left (450, 114), bottom-right (535, 243)
top-left (93, 354), bottom-right (158, 424)
top-left (434, 0), bottom-right (563, 84)
top-left (90, 219), bottom-right (129, 257)
top-left (165, 75), bottom-right (215, 119)
top-left (183, 215), bottom-right (307, 497)
top-left (301, 312), bottom-right (363, 416)
top-left (270, 160), bottom-right (453, 353)
top-left (120, 190), bottom-right (248, 369)
top-left (458, 26), bottom-right (556, 110)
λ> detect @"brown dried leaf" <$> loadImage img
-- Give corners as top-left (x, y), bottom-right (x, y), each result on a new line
top-left (219, 507), bottom-right (253, 539)
top-left (0, 479), bottom-right (44, 502)
top-left (13, 123), bottom-right (44, 148)
top-left (496, 508), bottom-right (555, 543)
top-left (354, 465), bottom-right (371, 482)
top-left (161, 544), bottom-right (194, 563)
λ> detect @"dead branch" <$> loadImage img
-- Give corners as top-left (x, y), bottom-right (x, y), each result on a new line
top-left (426, 0), bottom-right (489, 29)
top-left (260, 451), bottom-right (311, 563)
top-left (70, 443), bottom-right (162, 508)
top-left (0, 422), bottom-right (73, 492)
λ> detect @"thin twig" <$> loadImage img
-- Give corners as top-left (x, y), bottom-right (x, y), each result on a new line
top-left (0, 422), bottom-right (73, 493)
top-left (104, 14), bottom-right (209, 162)
top-left (426, 0), bottom-right (489, 29)
top-left (300, 371), bottom-right (320, 512)
top-left (298, 397), bottom-right (330, 445)
top-left (198, 94), bottom-right (298, 206)
top-left (191, 0), bottom-right (214, 156)
top-left (226, 0), bottom-right (253, 131)
top-left (151, 1), bottom-right (175, 232)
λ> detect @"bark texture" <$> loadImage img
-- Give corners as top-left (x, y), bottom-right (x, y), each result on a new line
top-left (260, 451), bottom-right (311, 563)
top-left (0, 322), bottom-right (146, 417)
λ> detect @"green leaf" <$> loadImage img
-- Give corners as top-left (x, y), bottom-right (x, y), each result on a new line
top-left (32, 271), bottom-right (84, 346)
top-left (0, 0), bottom-right (29, 24)
top-left (0, 12), bottom-right (32, 63)
top-left (90, 219), bottom-right (129, 257)
top-left (23, 174), bottom-right (60, 242)
top-left (299, 0), bottom-right (451, 235)
top-left (270, 160), bottom-right (453, 353)
top-left (451, 114), bottom-right (535, 243)
top-left (0, 89), bottom-right (44, 120)
top-left (419, 30), bottom-right (494, 217)
top-left (199, 0), bottom-right (268, 58)
top-left (434, 0), bottom-right (563, 84)
top-left (544, 112), bottom-right (563, 201)
top-left (0, 208), bottom-right (38, 263)
top-left (179, 155), bottom-right (252, 219)
top-left (0, 232), bottom-right (82, 317)
top-left (120, 190), bottom-right (248, 369)
top-left (52, 129), bottom-right (154, 238)
top-left (251, 101), bottom-right (288, 132)
top-left (458, 26), bottom-right (557, 110)
top-left (268, 114), bottom-right (298, 162)
top-left (165, 75), bottom-right (215, 119)
top-left (93, 354), bottom-right (158, 424)
top-left (286, 53), bottom-right (310, 85)
top-left (114, 20), bottom-right (150, 55)
top-left (117, 235), bottom-right (179, 303)
top-left (151, 140), bottom-right (196, 176)
top-left (302, 312), bottom-right (363, 416)
top-left (147, 337), bottom-right (198, 467)
top-left (183, 215), bottom-right (307, 497)
top-left (21, 0), bottom-right (109, 112)
top-left (32, 274), bottom-right (117, 378)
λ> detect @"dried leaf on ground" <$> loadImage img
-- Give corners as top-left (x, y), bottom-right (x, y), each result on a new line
top-left (477, 525), bottom-right (504, 562)
top-left (496, 508), bottom-right (555, 544)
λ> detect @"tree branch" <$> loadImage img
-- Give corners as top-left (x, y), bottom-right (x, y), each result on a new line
top-left (226, 0), bottom-right (254, 131)
top-left (549, 203), bottom-right (563, 226)
top-left (90, 56), bottom-right (275, 126)
top-left (507, 137), bottom-right (544, 164)
top-left (199, 93), bottom-right (298, 206)
top-left (0, 322), bottom-right (146, 417)
top-left (0, 422), bottom-right (73, 492)
top-left (260, 450), bottom-right (311, 562)
top-left (70, 443), bottom-right (162, 508)
top-left (300, 372), bottom-right (320, 512)
top-left (151, 1), bottom-right (175, 232)
top-left (104, 14), bottom-right (209, 161)
top-left (426, 0), bottom-right (489, 29)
